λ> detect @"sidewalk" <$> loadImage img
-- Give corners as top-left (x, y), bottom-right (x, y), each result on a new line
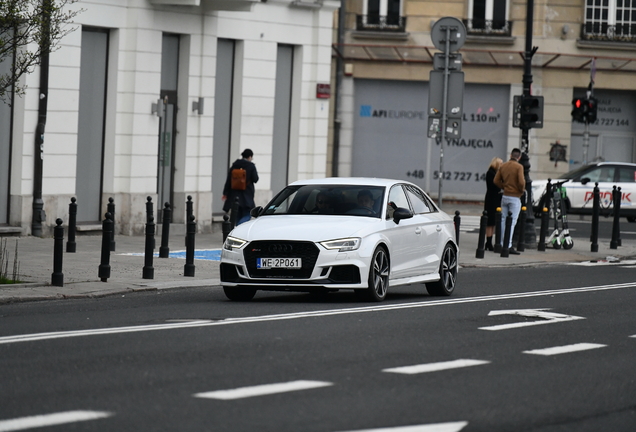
top-left (1, 205), bottom-right (635, 304)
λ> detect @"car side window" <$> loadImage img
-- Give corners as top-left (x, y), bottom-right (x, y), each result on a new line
top-left (404, 185), bottom-right (433, 214)
top-left (618, 167), bottom-right (636, 183)
top-left (585, 167), bottom-right (615, 183)
top-left (386, 185), bottom-right (410, 219)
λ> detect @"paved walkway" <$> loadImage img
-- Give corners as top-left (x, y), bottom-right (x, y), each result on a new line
top-left (1, 203), bottom-right (635, 304)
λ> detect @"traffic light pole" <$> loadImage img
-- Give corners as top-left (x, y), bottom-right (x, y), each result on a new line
top-left (582, 83), bottom-right (593, 165)
top-left (582, 123), bottom-right (590, 165)
top-left (520, 0), bottom-right (537, 247)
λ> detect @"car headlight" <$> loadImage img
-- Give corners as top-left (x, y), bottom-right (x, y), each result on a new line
top-left (223, 236), bottom-right (247, 251)
top-left (320, 238), bottom-right (361, 252)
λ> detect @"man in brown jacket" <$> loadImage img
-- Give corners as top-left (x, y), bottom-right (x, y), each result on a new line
top-left (493, 148), bottom-right (525, 254)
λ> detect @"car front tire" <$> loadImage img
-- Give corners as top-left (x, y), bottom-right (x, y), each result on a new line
top-left (223, 286), bottom-right (257, 301)
top-left (426, 243), bottom-right (457, 296)
top-left (365, 247), bottom-right (389, 302)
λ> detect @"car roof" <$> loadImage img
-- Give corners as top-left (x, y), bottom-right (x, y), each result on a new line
top-left (591, 162), bottom-right (636, 167)
top-left (288, 177), bottom-right (410, 187)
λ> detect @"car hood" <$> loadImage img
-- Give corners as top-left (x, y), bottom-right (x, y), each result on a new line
top-left (230, 215), bottom-right (381, 242)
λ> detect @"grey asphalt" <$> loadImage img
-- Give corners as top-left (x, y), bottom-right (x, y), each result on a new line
top-left (1, 202), bottom-right (635, 304)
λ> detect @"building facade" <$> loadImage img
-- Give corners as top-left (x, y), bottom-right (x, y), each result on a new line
top-left (0, 0), bottom-right (338, 235)
top-left (330, 0), bottom-right (636, 202)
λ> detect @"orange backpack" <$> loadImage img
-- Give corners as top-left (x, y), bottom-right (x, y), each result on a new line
top-left (231, 168), bottom-right (247, 190)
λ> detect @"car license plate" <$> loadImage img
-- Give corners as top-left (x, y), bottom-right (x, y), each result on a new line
top-left (257, 258), bottom-right (302, 269)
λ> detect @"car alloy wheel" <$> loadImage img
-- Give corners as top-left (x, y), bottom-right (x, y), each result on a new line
top-left (426, 243), bottom-right (457, 296)
top-left (366, 247), bottom-right (389, 301)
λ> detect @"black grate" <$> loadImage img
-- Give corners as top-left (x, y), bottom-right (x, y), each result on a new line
top-left (243, 241), bottom-right (320, 279)
top-left (329, 265), bottom-right (361, 284)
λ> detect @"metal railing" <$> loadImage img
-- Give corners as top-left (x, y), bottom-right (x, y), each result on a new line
top-left (356, 14), bottom-right (406, 33)
top-left (580, 22), bottom-right (636, 43)
top-left (463, 19), bottom-right (512, 37)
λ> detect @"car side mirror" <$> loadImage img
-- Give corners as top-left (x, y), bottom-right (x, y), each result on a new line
top-left (580, 177), bottom-right (590, 185)
top-left (393, 207), bottom-right (413, 224)
top-left (250, 206), bottom-right (263, 218)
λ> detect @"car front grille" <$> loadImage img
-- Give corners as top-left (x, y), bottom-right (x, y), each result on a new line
top-left (243, 240), bottom-right (320, 279)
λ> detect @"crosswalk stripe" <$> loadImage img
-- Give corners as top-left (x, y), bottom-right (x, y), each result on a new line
top-left (0, 411), bottom-right (112, 432)
top-left (193, 380), bottom-right (333, 400)
top-left (523, 343), bottom-right (606, 356)
top-left (335, 421), bottom-right (469, 432)
top-left (382, 359), bottom-right (490, 375)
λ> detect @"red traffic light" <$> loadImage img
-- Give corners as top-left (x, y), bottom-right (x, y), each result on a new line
top-left (574, 99), bottom-right (582, 108)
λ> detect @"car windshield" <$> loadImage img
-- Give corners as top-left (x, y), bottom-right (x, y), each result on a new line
top-left (262, 185), bottom-right (386, 218)
top-left (560, 164), bottom-right (598, 180)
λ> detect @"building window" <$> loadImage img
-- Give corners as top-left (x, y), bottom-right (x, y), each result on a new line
top-left (582, 0), bottom-right (636, 42)
top-left (357, 0), bottom-right (406, 32)
top-left (464, 0), bottom-right (512, 36)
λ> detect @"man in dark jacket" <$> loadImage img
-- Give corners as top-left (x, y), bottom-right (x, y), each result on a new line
top-left (222, 149), bottom-right (259, 225)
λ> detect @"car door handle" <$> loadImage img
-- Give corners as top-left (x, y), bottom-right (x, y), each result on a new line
top-left (415, 227), bottom-right (422, 235)
top-left (436, 225), bottom-right (442, 232)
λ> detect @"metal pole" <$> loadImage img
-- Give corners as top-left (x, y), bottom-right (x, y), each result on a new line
top-left (582, 123), bottom-right (590, 165)
top-left (520, 0), bottom-right (538, 248)
top-left (32, 0), bottom-right (53, 237)
top-left (437, 25), bottom-right (452, 208)
top-left (332, 0), bottom-right (345, 177)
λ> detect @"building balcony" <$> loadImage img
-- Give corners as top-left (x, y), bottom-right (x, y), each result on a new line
top-left (463, 19), bottom-right (513, 37)
top-left (356, 14), bottom-right (407, 33)
top-left (581, 23), bottom-right (636, 43)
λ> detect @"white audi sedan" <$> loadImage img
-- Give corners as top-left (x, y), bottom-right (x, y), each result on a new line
top-left (220, 178), bottom-right (458, 302)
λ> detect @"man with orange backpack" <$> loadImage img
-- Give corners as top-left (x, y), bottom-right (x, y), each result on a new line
top-left (222, 149), bottom-right (259, 225)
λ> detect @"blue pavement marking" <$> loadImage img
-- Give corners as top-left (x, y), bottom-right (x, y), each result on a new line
top-left (122, 249), bottom-right (222, 261)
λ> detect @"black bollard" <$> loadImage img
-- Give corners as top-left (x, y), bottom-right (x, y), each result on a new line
top-left (494, 207), bottom-right (502, 253)
top-left (453, 211), bottom-right (461, 245)
top-left (517, 206), bottom-right (526, 252)
top-left (610, 186), bottom-right (621, 249)
top-left (230, 196), bottom-right (239, 229)
top-left (108, 197), bottom-right (116, 252)
top-left (146, 196), bottom-right (155, 250)
top-left (222, 214), bottom-right (232, 242)
top-left (186, 195), bottom-right (193, 246)
top-left (159, 202), bottom-right (171, 258)
top-left (98, 213), bottom-right (113, 282)
top-left (143, 215), bottom-right (155, 279)
top-left (184, 214), bottom-right (196, 277)
top-left (590, 182), bottom-right (600, 252)
top-left (616, 187), bottom-right (622, 247)
top-left (186, 195), bottom-right (193, 221)
top-left (66, 197), bottom-right (77, 253)
top-left (51, 218), bottom-right (64, 287)
top-left (475, 210), bottom-right (488, 259)
top-left (500, 212), bottom-right (512, 258)
top-left (538, 207), bottom-right (548, 251)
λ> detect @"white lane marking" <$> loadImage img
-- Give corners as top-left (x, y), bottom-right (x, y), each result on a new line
top-left (383, 359), bottom-right (490, 375)
top-left (2, 282), bottom-right (636, 345)
top-left (631, 335), bottom-right (636, 338)
top-left (335, 421), bottom-right (468, 432)
top-left (193, 380), bottom-right (332, 400)
top-left (479, 309), bottom-right (585, 331)
top-left (567, 259), bottom-right (636, 267)
top-left (0, 410), bottom-right (112, 432)
top-left (523, 343), bottom-right (607, 356)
